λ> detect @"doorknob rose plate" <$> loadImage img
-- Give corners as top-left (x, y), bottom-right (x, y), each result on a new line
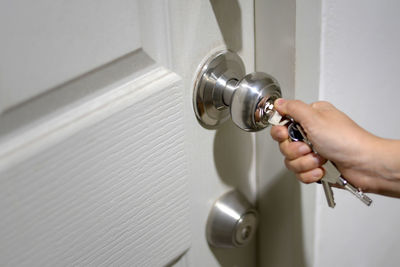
top-left (193, 50), bottom-right (245, 128)
top-left (193, 50), bottom-right (282, 131)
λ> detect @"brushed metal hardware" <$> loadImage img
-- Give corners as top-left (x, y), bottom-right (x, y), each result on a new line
top-left (193, 50), bottom-right (282, 131)
top-left (206, 190), bottom-right (258, 248)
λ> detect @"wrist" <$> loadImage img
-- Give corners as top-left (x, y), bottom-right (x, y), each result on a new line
top-left (371, 137), bottom-right (400, 181)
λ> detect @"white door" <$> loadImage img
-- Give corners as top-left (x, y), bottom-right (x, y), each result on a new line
top-left (0, 1), bottom-right (258, 266)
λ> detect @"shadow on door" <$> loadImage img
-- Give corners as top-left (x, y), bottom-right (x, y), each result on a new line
top-left (210, 0), bottom-right (242, 52)
top-left (210, 120), bottom-right (257, 266)
top-left (258, 169), bottom-right (307, 267)
top-left (210, 120), bottom-right (307, 266)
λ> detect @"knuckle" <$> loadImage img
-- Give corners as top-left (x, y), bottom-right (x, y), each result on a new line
top-left (320, 100), bottom-right (333, 107)
top-left (270, 127), bottom-right (279, 140)
top-left (283, 144), bottom-right (302, 160)
top-left (271, 126), bottom-right (287, 141)
top-left (311, 101), bottom-right (333, 110)
top-left (310, 102), bottom-right (320, 109)
top-left (298, 158), bottom-right (310, 171)
top-left (286, 100), bottom-right (302, 114)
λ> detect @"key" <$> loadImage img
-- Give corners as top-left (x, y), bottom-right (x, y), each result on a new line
top-left (287, 121), bottom-right (372, 206)
top-left (287, 121), bottom-right (312, 148)
top-left (267, 109), bottom-right (290, 126)
top-left (321, 179), bottom-right (336, 208)
top-left (267, 109), bottom-right (373, 207)
top-left (322, 161), bottom-right (372, 207)
top-left (320, 160), bottom-right (342, 208)
top-left (337, 177), bottom-right (373, 206)
top-left (287, 120), bottom-right (372, 207)
top-left (267, 110), bottom-right (338, 207)
top-left (287, 121), bottom-right (338, 207)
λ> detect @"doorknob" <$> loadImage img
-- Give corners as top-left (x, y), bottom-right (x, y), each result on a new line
top-left (193, 50), bottom-right (282, 131)
top-left (206, 190), bottom-right (258, 248)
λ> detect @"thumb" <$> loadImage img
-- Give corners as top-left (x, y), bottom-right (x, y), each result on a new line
top-left (274, 98), bottom-right (315, 126)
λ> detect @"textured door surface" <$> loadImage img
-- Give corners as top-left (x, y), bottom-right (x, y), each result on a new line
top-left (0, 0), bottom-right (257, 266)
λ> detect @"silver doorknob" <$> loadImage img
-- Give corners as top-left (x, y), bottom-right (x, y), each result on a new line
top-left (206, 190), bottom-right (258, 248)
top-left (193, 50), bottom-right (282, 131)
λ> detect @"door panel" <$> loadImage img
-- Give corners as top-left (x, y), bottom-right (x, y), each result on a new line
top-left (0, 0), bottom-right (256, 266)
top-left (0, 0), bottom-right (141, 111)
top-left (0, 0), bottom-right (171, 113)
top-left (0, 70), bottom-right (189, 266)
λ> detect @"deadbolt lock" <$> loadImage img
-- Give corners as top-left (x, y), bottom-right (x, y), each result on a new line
top-left (206, 190), bottom-right (258, 248)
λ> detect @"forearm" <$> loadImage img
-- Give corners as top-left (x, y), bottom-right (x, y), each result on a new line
top-left (364, 137), bottom-right (400, 197)
top-left (377, 138), bottom-right (400, 181)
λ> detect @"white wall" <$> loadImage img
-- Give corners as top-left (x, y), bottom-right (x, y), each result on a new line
top-left (298, 1), bottom-right (400, 266)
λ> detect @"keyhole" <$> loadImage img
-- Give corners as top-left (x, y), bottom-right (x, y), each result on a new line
top-left (241, 225), bottom-right (252, 240)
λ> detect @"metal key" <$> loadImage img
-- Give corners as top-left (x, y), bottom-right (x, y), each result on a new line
top-left (338, 177), bottom-right (372, 206)
top-left (321, 180), bottom-right (336, 208)
top-left (320, 160), bottom-right (341, 208)
top-left (286, 120), bottom-right (373, 207)
top-left (287, 121), bottom-right (338, 207)
top-left (267, 109), bottom-right (373, 208)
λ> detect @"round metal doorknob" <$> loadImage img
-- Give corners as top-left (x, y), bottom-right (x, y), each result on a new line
top-left (206, 190), bottom-right (258, 248)
top-left (193, 50), bottom-right (282, 131)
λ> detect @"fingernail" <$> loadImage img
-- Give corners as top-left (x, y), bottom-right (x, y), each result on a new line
top-left (312, 169), bottom-right (322, 179)
top-left (298, 145), bottom-right (309, 154)
top-left (275, 98), bottom-right (286, 107)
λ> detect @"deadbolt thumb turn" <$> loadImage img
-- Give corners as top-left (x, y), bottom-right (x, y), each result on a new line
top-left (193, 50), bottom-right (282, 131)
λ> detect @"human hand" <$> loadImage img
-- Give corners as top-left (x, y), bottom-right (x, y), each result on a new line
top-left (270, 99), bottom-right (400, 197)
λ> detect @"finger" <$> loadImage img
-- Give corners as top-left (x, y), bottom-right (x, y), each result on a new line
top-left (296, 168), bottom-right (324, 184)
top-left (270, 125), bottom-right (288, 142)
top-left (274, 98), bottom-right (316, 127)
top-left (279, 140), bottom-right (312, 160)
top-left (311, 101), bottom-right (334, 110)
top-left (284, 153), bottom-right (326, 173)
